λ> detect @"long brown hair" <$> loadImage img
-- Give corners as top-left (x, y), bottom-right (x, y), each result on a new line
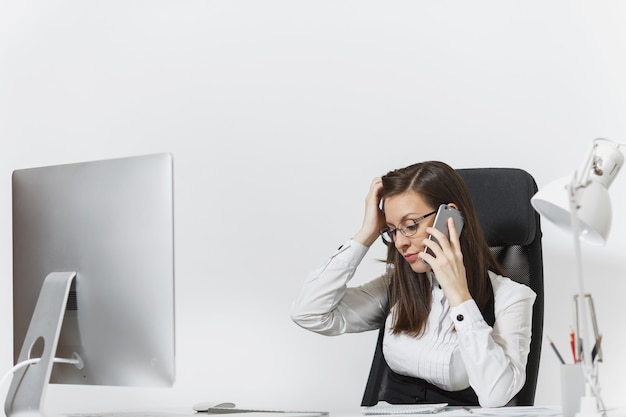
top-left (381, 161), bottom-right (503, 336)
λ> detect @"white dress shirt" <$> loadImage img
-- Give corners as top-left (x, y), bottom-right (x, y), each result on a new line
top-left (291, 239), bottom-right (536, 407)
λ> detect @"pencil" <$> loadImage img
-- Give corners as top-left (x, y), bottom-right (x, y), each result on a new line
top-left (547, 336), bottom-right (566, 364)
top-left (570, 329), bottom-right (577, 363)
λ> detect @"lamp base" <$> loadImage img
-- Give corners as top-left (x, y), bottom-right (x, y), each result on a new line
top-left (575, 384), bottom-right (604, 417)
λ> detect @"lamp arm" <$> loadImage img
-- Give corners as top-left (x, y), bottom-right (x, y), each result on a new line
top-left (567, 173), bottom-right (590, 369)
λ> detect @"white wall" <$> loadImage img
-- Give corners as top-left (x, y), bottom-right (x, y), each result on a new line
top-left (2, 0), bottom-right (626, 414)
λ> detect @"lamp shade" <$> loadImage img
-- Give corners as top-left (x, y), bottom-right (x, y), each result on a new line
top-left (531, 175), bottom-right (612, 246)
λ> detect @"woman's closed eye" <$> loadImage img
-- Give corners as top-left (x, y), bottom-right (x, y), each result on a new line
top-left (403, 222), bottom-right (419, 234)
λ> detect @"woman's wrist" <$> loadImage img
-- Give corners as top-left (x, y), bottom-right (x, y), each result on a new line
top-left (353, 227), bottom-right (380, 247)
top-left (445, 290), bottom-right (473, 307)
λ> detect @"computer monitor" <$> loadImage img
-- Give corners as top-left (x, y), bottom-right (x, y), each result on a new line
top-left (8, 153), bottom-right (176, 417)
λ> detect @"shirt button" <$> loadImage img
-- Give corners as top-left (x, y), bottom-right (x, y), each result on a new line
top-left (456, 314), bottom-right (464, 322)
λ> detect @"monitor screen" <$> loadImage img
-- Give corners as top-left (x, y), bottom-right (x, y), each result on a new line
top-left (9, 153), bottom-right (175, 414)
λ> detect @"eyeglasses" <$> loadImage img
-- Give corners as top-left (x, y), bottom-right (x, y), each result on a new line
top-left (379, 210), bottom-right (437, 244)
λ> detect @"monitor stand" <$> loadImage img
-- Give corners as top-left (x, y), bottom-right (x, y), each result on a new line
top-left (5, 272), bottom-right (77, 417)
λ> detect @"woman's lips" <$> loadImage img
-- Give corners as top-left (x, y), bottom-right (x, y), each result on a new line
top-left (404, 253), bottom-right (419, 263)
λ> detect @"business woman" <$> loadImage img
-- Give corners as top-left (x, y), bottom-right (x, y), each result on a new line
top-left (291, 161), bottom-right (536, 407)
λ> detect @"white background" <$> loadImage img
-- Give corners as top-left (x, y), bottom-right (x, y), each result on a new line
top-left (1, 0), bottom-right (626, 414)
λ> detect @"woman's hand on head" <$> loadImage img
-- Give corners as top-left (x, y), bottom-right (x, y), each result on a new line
top-left (419, 218), bottom-right (472, 306)
top-left (353, 177), bottom-right (386, 247)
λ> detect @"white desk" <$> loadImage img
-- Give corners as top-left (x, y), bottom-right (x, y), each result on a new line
top-left (59, 405), bottom-right (626, 417)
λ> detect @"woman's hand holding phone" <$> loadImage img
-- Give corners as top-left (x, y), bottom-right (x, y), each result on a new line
top-left (420, 211), bottom-right (472, 307)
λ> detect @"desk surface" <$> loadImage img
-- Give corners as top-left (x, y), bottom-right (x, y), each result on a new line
top-left (61, 405), bottom-right (626, 417)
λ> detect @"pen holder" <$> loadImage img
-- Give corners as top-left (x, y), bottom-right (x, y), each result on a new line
top-left (561, 363), bottom-right (586, 417)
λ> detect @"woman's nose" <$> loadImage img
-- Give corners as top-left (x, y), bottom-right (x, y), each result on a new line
top-left (394, 232), bottom-right (412, 250)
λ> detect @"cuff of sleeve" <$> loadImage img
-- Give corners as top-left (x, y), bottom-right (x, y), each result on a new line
top-left (449, 299), bottom-right (484, 331)
top-left (332, 239), bottom-right (369, 268)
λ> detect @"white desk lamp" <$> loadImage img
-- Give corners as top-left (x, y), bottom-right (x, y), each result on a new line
top-left (531, 138), bottom-right (625, 417)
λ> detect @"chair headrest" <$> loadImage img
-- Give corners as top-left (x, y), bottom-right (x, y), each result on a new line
top-left (457, 168), bottom-right (540, 247)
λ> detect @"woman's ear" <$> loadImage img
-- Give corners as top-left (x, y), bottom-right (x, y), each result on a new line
top-left (447, 202), bottom-right (459, 210)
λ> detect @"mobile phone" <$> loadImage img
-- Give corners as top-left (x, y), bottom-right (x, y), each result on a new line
top-left (423, 204), bottom-right (464, 258)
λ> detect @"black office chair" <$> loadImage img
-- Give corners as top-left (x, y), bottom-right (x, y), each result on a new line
top-left (361, 168), bottom-right (544, 407)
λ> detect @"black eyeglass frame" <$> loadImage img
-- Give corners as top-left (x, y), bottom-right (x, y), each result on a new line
top-left (379, 209), bottom-right (438, 245)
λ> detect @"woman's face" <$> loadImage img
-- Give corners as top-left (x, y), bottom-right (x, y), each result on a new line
top-left (383, 191), bottom-right (436, 274)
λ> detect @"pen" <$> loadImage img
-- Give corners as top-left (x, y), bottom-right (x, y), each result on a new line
top-left (578, 338), bottom-right (584, 362)
top-left (547, 336), bottom-right (566, 364)
top-left (462, 407), bottom-right (473, 414)
top-left (592, 334), bottom-right (603, 363)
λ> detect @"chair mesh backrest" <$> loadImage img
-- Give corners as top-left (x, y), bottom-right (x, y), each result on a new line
top-left (491, 246), bottom-right (530, 287)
